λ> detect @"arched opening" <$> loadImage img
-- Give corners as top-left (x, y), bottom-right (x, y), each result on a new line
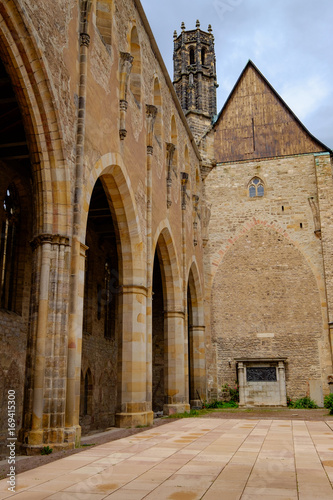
top-left (0, 56), bottom-right (33, 454)
top-left (189, 47), bottom-right (195, 65)
top-left (153, 77), bottom-right (162, 144)
top-left (152, 226), bottom-right (186, 414)
top-left (211, 225), bottom-right (325, 403)
top-left (152, 249), bottom-right (165, 412)
top-left (130, 26), bottom-right (141, 105)
top-left (81, 177), bottom-right (119, 433)
top-left (96, 0), bottom-right (113, 48)
top-left (80, 368), bottom-right (93, 432)
top-left (187, 264), bottom-right (205, 405)
top-left (201, 47), bottom-right (206, 65)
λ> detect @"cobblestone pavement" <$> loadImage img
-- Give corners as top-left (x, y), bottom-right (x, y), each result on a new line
top-left (1, 417), bottom-right (333, 499)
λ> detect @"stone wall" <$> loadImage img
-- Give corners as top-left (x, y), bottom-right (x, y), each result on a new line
top-left (204, 154), bottom-right (332, 403)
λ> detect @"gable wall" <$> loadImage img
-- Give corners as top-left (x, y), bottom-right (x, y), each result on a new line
top-left (212, 65), bottom-right (325, 163)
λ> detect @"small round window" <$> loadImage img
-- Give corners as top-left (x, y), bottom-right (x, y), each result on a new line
top-left (249, 177), bottom-right (264, 198)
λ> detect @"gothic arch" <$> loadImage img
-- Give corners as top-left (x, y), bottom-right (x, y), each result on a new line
top-left (0, 0), bottom-right (70, 236)
top-left (187, 260), bottom-right (206, 402)
top-left (210, 223), bottom-right (331, 398)
top-left (187, 259), bottom-right (204, 326)
top-left (152, 223), bottom-right (182, 310)
top-left (84, 153), bottom-right (144, 284)
top-left (153, 76), bottom-right (163, 143)
top-left (152, 222), bottom-right (185, 410)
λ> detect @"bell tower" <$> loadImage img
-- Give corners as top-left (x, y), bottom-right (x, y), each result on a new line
top-left (173, 20), bottom-right (218, 141)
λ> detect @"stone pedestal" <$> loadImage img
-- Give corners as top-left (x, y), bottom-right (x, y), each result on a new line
top-left (237, 358), bottom-right (287, 407)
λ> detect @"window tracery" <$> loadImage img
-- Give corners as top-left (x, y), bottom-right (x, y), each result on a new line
top-left (249, 177), bottom-right (264, 198)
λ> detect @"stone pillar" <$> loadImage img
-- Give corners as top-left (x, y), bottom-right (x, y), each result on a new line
top-left (64, 241), bottom-right (87, 448)
top-left (116, 284), bottom-right (153, 427)
top-left (189, 325), bottom-right (206, 406)
top-left (163, 310), bottom-right (189, 414)
top-left (22, 234), bottom-right (70, 453)
top-left (237, 362), bottom-right (245, 406)
top-left (278, 361), bottom-right (287, 406)
top-left (145, 105), bottom-right (157, 409)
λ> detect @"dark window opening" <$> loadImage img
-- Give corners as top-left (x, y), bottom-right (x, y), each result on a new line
top-left (201, 48), bottom-right (206, 65)
top-left (0, 184), bottom-right (20, 311)
top-left (189, 48), bottom-right (195, 65)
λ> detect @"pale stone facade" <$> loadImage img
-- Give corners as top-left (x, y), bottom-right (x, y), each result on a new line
top-left (0, 0), bottom-right (332, 456)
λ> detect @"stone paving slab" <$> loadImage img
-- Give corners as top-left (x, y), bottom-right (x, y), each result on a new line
top-left (1, 418), bottom-right (333, 499)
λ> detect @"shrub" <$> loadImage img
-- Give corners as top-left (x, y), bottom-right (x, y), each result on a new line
top-left (221, 382), bottom-right (239, 403)
top-left (41, 445), bottom-right (53, 455)
top-left (289, 396), bottom-right (318, 409)
top-left (324, 394), bottom-right (333, 414)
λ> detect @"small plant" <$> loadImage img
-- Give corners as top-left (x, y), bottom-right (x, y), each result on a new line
top-left (221, 382), bottom-right (239, 403)
top-left (41, 445), bottom-right (53, 455)
top-left (204, 399), bottom-right (238, 409)
top-left (289, 396), bottom-right (318, 409)
top-left (324, 394), bottom-right (333, 414)
top-left (167, 409), bottom-right (200, 419)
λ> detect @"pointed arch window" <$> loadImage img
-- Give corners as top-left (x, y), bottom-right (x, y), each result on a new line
top-left (201, 47), bottom-right (206, 65)
top-left (189, 47), bottom-right (195, 65)
top-left (249, 177), bottom-right (264, 198)
top-left (0, 184), bottom-right (20, 310)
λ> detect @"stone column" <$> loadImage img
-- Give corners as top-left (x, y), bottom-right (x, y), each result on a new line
top-left (278, 361), bottom-right (287, 406)
top-left (145, 105), bottom-right (157, 409)
top-left (237, 362), bottom-right (245, 406)
top-left (22, 234), bottom-right (70, 453)
top-left (116, 284), bottom-right (153, 427)
top-left (163, 310), bottom-right (189, 414)
top-left (64, 241), bottom-right (87, 447)
top-left (189, 325), bottom-right (206, 406)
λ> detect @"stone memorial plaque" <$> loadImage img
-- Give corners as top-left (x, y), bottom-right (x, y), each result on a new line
top-left (246, 367), bottom-right (277, 382)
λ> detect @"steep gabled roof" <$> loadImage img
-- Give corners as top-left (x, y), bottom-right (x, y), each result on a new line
top-left (211, 60), bottom-right (331, 163)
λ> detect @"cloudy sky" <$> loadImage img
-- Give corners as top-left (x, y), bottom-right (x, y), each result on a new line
top-left (140, 0), bottom-right (333, 149)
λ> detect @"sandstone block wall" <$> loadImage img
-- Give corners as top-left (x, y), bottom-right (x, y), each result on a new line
top-left (204, 154), bottom-right (332, 403)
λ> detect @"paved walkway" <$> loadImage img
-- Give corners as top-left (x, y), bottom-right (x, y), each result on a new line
top-left (1, 418), bottom-right (333, 499)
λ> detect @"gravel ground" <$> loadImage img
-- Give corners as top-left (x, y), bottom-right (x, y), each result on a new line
top-left (1, 408), bottom-right (332, 480)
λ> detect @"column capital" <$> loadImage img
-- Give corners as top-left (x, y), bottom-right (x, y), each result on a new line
top-left (30, 233), bottom-right (70, 251)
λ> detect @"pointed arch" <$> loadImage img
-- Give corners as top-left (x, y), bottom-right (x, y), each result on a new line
top-left (0, 1), bottom-right (71, 236)
top-left (152, 223), bottom-right (182, 310)
top-left (211, 223), bottom-right (330, 400)
top-left (187, 260), bottom-right (205, 403)
top-left (153, 76), bottom-right (162, 143)
top-left (152, 223), bottom-right (185, 411)
top-left (187, 259), bottom-right (204, 326)
top-left (84, 153), bottom-right (144, 284)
